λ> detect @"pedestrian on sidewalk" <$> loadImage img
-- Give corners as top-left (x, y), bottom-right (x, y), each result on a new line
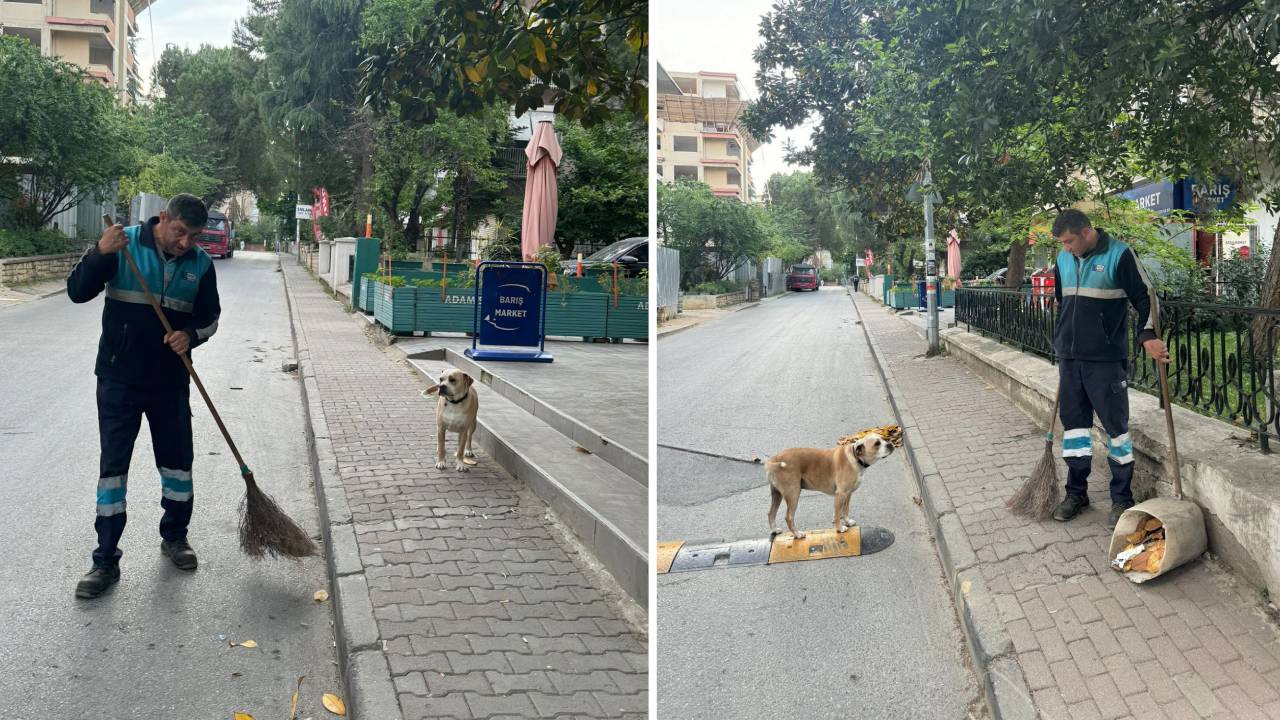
top-left (1049, 209), bottom-right (1170, 528)
top-left (66, 194), bottom-right (222, 599)
top-left (852, 274), bottom-right (861, 293)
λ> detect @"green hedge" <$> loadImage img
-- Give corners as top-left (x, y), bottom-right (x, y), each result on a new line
top-left (0, 228), bottom-right (82, 259)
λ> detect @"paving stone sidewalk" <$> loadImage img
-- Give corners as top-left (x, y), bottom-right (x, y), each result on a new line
top-left (285, 262), bottom-right (647, 720)
top-left (854, 293), bottom-right (1280, 720)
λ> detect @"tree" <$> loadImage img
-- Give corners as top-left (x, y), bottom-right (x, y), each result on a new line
top-left (658, 179), bottom-right (769, 286)
top-left (361, 0), bottom-right (647, 127)
top-left (119, 153), bottom-right (221, 201)
top-left (0, 36), bottom-right (138, 230)
top-left (553, 115), bottom-right (647, 256)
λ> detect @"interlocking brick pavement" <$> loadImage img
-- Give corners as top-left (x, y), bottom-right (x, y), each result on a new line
top-left (285, 263), bottom-right (647, 719)
top-left (855, 294), bottom-right (1280, 720)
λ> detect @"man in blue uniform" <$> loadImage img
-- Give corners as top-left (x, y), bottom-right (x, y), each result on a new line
top-left (1050, 209), bottom-right (1170, 528)
top-left (67, 194), bottom-right (221, 598)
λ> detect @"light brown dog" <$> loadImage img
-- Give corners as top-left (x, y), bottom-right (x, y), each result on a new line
top-left (765, 432), bottom-right (896, 539)
top-left (422, 369), bottom-right (479, 472)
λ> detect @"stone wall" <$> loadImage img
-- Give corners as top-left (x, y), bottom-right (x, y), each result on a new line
top-left (0, 252), bottom-right (84, 287)
top-left (681, 291), bottom-right (748, 310)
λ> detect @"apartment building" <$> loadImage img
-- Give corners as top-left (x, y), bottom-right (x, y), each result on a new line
top-left (656, 63), bottom-right (759, 201)
top-left (0, 0), bottom-right (152, 102)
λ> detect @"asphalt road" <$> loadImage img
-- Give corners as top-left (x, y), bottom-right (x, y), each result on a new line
top-left (656, 287), bottom-right (979, 719)
top-left (0, 251), bottom-right (340, 719)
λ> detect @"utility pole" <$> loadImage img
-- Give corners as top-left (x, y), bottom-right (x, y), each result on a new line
top-left (908, 163), bottom-right (942, 356)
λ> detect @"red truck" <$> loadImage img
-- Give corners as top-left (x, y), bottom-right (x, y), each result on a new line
top-left (786, 263), bottom-right (819, 291)
top-left (196, 209), bottom-right (234, 259)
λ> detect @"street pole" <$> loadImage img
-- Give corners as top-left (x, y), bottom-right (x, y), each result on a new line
top-left (923, 166), bottom-right (940, 355)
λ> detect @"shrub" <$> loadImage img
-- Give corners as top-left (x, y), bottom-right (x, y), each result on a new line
top-left (0, 228), bottom-right (82, 258)
top-left (688, 279), bottom-right (744, 295)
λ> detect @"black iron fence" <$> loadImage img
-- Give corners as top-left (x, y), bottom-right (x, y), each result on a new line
top-left (955, 287), bottom-right (1280, 450)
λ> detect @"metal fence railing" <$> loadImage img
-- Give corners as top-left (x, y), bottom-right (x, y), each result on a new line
top-left (955, 287), bottom-right (1280, 451)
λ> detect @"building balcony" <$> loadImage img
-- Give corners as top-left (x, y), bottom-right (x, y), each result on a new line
top-left (47, 15), bottom-right (116, 47)
top-left (701, 155), bottom-right (740, 167)
top-left (87, 64), bottom-right (116, 85)
top-left (711, 186), bottom-right (742, 198)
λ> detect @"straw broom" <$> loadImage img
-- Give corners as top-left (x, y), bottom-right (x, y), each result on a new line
top-left (104, 215), bottom-right (318, 559)
top-left (1007, 385), bottom-right (1062, 519)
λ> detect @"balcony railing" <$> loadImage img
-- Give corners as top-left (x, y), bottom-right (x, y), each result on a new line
top-left (955, 287), bottom-right (1280, 450)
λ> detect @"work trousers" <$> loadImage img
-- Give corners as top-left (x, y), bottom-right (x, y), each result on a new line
top-left (1058, 359), bottom-right (1134, 506)
top-left (93, 377), bottom-right (194, 568)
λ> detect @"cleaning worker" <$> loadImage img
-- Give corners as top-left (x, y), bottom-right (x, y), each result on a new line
top-left (1050, 209), bottom-right (1170, 528)
top-left (66, 194), bottom-right (221, 599)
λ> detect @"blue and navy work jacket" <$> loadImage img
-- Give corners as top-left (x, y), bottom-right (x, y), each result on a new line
top-left (67, 217), bottom-right (221, 388)
top-left (1051, 229), bottom-right (1157, 363)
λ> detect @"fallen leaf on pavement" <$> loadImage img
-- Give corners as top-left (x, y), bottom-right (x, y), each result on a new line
top-left (290, 676), bottom-right (305, 720)
top-left (574, 446), bottom-right (591, 454)
top-left (234, 714), bottom-right (254, 720)
top-left (314, 590), bottom-right (329, 603)
top-left (231, 672), bottom-right (242, 678)
top-left (322, 693), bottom-right (347, 716)
top-left (912, 496), bottom-right (923, 506)
top-left (230, 639), bottom-right (258, 649)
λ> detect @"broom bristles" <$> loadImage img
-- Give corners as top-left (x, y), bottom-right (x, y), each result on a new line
top-left (1007, 440), bottom-right (1061, 520)
top-left (239, 477), bottom-right (319, 559)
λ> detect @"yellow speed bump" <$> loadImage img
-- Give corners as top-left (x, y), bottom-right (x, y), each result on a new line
top-left (656, 541), bottom-right (684, 574)
top-left (768, 527), bottom-right (862, 563)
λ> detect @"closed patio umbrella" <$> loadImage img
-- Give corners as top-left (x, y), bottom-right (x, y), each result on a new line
top-left (521, 121), bottom-right (563, 261)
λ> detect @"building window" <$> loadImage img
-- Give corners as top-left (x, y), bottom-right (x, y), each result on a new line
top-left (656, 165), bottom-right (664, 177)
top-left (727, 169), bottom-right (742, 186)
top-left (673, 136), bottom-right (697, 152)
top-left (90, 46), bottom-right (114, 67)
top-left (656, 135), bottom-right (662, 150)
top-left (675, 77), bottom-right (697, 95)
top-left (674, 166), bottom-right (698, 181)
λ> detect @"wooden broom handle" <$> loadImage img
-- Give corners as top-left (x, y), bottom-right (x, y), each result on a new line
top-left (104, 215), bottom-right (249, 473)
top-left (1148, 287), bottom-right (1182, 499)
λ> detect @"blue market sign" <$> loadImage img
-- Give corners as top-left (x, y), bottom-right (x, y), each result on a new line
top-left (1116, 177), bottom-right (1236, 216)
top-left (1119, 179), bottom-right (1177, 214)
top-left (465, 261), bottom-right (553, 363)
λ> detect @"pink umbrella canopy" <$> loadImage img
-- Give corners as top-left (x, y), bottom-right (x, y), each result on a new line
top-left (521, 121), bottom-right (563, 261)
top-left (946, 229), bottom-right (962, 284)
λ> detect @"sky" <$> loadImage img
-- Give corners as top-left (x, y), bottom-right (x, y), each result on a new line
top-left (134, 0), bottom-right (251, 96)
top-left (651, 0), bottom-right (818, 197)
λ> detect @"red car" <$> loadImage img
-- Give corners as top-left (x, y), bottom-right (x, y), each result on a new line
top-left (786, 263), bottom-right (819, 291)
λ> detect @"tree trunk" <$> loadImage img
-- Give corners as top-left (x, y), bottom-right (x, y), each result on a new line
top-left (1250, 223), bottom-right (1280, 359)
top-left (1006, 238), bottom-right (1028, 289)
top-left (405, 184), bottom-right (428, 252)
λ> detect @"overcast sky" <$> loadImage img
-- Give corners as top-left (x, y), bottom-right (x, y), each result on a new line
top-left (652, 0), bottom-right (817, 196)
top-left (134, 1), bottom-right (251, 96)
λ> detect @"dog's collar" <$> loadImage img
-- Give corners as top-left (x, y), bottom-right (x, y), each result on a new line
top-left (856, 457), bottom-right (870, 469)
top-left (445, 390), bottom-right (470, 405)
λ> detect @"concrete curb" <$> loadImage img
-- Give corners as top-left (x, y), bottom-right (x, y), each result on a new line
top-left (656, 291), bottom-right (790, 338)
top-left (848, 291), bottom-right (1034, 720)
top-left (392, 345), bottom-right (648, 608)
top-left (279, 256), bottom-right (403, 720)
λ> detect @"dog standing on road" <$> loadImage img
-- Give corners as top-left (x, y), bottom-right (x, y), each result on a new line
top-left (422, 369), bottom-right (479, 472)
top-left (765, 431), bottom-right (897, 539)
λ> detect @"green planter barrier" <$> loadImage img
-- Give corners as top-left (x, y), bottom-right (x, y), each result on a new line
top-left (415, 287), bottom-right (477, 334)
top-left (372, 282), bottom-right (416, 334)
top-left (889, 288), bottom-right (915, 308)
top-left (358, 276), bottom-right (376, 314)
top-left (545, 292), bottom-right (608, 339)
top-left (605, 295), bottom-right (648, 340)
top-left (941, 289), bottom-right (956, 308)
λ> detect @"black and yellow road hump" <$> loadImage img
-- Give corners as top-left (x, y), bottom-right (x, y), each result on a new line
top-left (657, 526), bottom-right (894, 574)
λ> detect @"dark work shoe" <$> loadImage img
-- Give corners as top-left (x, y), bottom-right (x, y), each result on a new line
top-left (75, 565), bottom-right (120, 599)
top-left (1109, 502), bottom-right (1136, 529)
top-left (161, 539), bottom-right (198, 571)
top-left (1052, 494), bottom-right (1090, 522)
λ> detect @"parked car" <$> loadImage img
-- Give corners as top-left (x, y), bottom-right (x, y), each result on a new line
top-left (786, 263), bottom-right (819, 291)
top-left (563, 237), bottom-right (648, 277)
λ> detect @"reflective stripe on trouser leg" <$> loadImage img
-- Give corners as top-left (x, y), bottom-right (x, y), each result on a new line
top-left (1061, 428), bottom-right (1093, 458)
top-left (147, 384), bottom-right (194, 543)
top-left (1108, 432), bottom-right (1133, 465)
top-left (158, 467), bottom-right (194, 543)
top-left (96, 378), bottom-right (145, 568)
top-left (160, 467), bottom-right (193, 502)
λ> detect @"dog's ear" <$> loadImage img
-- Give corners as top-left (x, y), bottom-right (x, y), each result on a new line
top-left (422, 386), bottom-right (440, 396)
top-left (461, 372), bottom-right (474, 389)
top-left (853, 441), bottom-right (866, 457)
